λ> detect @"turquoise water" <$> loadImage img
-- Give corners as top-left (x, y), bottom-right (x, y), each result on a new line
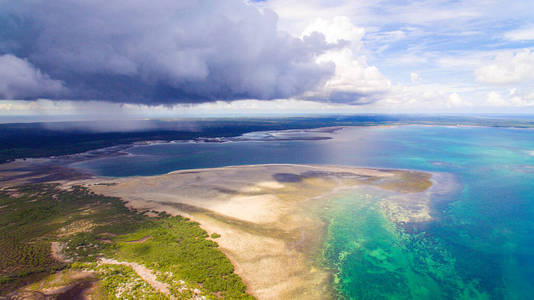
top-left (322, 191), bottom-right (475, 299)
top-left (72, 126), bottom-right (534, 299)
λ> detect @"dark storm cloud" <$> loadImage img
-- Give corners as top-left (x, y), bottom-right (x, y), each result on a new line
top-left (0, 54), bottom-right (66, 99)
top-left (0, 0), bottom-right (339, 104)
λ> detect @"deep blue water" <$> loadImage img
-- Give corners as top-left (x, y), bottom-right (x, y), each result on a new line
top-left (72, 126), bottom-right (534, 299)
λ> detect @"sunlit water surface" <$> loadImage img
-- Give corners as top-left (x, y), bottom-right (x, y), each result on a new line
top-left (71, 126), bottom-right (534, 299)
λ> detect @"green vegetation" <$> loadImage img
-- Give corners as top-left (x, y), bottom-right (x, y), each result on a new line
top-left (93, 264), bottom-right (167, 299)
top-left (211, 233), bottom-right (221, 239)
top-left (0, 184), bottom-right (89, 287)
top-left (0, 184), bottom-right (253, 299)
top-left (113, 218), bottom-right (250, 299)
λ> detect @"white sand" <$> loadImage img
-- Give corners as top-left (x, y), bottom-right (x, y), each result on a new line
top-left (76, 164), bottom-right (434, 299)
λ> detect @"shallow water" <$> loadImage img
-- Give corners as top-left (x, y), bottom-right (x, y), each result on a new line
top-left (71, 126), bottom-right (534, 299)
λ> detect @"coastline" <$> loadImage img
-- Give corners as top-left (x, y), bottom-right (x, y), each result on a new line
top-left (2, 123), bottom-right (530, 179)
top-left (68, 164), bottom-right (437, 299)
top-left (0, 155), bottom-right (448, 299)
top-left (0, 122), bottom-right (458, 299)
top-left (2, 122), bottom-right (533, 299)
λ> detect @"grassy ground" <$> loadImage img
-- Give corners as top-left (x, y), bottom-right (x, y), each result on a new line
top-left (0, 184), bottom-right (253, 299)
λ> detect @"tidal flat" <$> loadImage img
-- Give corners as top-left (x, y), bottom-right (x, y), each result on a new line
top-left (73, 164), bottom-right (438, 299)
top-left (0, 159), bottom-right (437, 299)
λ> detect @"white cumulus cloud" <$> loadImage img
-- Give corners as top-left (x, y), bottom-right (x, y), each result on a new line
top-left (485, 90), bottom-right (534, 107)
top-left (446, 93), bottom-right (469, 108)
top-left (301, 16), bottom-right (391, 103)
top-left (302, 16), bottom-right (365, 48)
top-left (475, 49), bottom-right (534, 84)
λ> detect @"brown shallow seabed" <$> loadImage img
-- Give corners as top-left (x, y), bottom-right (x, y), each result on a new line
top-left (63, 164), bottom-right (436, 300)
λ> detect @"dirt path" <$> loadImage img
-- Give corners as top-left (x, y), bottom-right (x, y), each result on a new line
top-left (99, 258), bottom-right (172, 298)
top-left (126, 235), bottom-right (151, 243)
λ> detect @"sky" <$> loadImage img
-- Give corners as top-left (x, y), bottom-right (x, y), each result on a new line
top-left (1, 0), bottom-right (534, 120)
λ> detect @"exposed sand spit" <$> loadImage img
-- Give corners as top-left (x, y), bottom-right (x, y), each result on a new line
top-left (72, 164), bottom-right (436, 300)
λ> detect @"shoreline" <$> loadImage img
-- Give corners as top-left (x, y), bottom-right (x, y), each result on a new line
top-left (0, 156), bottom-right (450, 299)
top-left (4, 123), bottom-right (531, 173)
top-left (71, 164), bottom-right (438, 299)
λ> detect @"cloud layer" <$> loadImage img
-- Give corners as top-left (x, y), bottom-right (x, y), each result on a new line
top-left (300, 16), bottom-right (391, 103)
top-left (0, 0), bottom-right (341, 104)
top-left (475, 50), bottom-right (534, 85)
top-left (2, 0), bottom-right (534, 113)
top-left (0, 55), bottom-right (65, 99)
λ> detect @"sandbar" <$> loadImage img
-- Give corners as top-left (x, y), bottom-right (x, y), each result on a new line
top-left (65, 164), bottom-right (437, 299)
